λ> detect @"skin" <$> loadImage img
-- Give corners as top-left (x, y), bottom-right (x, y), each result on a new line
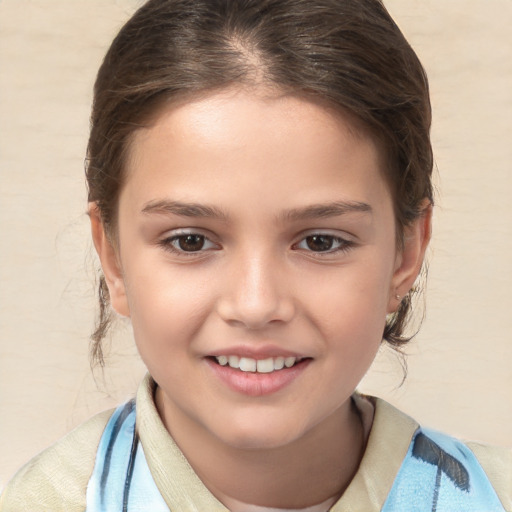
top-left (90, 87), bottom-right (431, 509)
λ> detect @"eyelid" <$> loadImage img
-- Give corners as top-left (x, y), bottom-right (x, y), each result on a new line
top-left (294, 228), bottom-right (355, 243)
top-left (160, 227), bottom-right (218, 240)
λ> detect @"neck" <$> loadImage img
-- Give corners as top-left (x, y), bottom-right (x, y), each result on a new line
top-left (156, 388), bottom-right (368, 510)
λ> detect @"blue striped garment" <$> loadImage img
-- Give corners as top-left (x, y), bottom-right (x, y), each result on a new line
top-left (85, 401), bottom-right (506, 512)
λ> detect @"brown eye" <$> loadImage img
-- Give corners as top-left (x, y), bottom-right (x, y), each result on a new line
top-left (177, 234), bottom-right (205, 252)
top-left (305, 235), bottom-right (335, 252)
top-left (294, 233), bottom-right (353, 255)
top-left (160, 232), bottom-right (218, 255)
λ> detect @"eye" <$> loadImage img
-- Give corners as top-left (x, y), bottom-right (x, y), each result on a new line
top-left (160, 232), bottom-right (219, 254)
top-left (174, 234), bottom-right (207, 252)
top-left (294, 234), bottom-right (352, 254)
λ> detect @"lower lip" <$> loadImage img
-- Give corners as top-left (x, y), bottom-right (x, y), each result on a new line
top-left (206, 358), bottom-right (311, 397)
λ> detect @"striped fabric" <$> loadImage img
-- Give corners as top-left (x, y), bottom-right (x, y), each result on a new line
top-left (85, 401), bottom-right (506, 512)
top-left (382, 428), bottom-right (506, 511)
top-left (85, 400), bottom-right (169, 512)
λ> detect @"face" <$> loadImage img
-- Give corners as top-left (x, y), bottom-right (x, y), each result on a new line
top-left (95, 88), bottom-right (425, 451)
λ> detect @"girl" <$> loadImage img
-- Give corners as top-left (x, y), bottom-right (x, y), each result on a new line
top-left (1, 0), bottom-right (510, 511)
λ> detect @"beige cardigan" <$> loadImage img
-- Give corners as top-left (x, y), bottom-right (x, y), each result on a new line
top-left (1, 375), bottom-right (510, 511)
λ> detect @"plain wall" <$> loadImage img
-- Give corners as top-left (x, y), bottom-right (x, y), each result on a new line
top-left (1, 0), bottom-right (511, 488)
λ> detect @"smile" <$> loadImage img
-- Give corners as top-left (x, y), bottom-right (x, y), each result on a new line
top-left (208, 355), bottom-right (311, 396)
top-left (214, 355), bottom-right (303, 373)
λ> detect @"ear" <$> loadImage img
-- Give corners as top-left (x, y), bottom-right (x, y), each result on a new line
top-left (89, 203), bottom-right (130, 317)
top-left (388, 202), bottom-right (432, 313)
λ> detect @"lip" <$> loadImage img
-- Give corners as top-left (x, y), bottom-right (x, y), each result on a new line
top-left (208, 344), bottom-right (306, 360)
top-left (206, 357), bottom-right (311, 397)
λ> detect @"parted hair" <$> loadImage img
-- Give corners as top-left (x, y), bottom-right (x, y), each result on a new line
top-left (86, 0), bottom-right (433, 366)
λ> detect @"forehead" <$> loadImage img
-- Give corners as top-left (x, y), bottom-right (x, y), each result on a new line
top-left (122, 87), bottom-right (392, 216)
top-left (129, 87), bottom-right (383, 161)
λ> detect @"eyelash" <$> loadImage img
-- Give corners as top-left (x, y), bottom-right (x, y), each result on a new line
top-left (158, 232), bottom-right (354, 257)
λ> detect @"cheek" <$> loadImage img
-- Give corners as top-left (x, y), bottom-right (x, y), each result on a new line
top-left (121, 261), bottom-right (213, 355)
top-left (304, 261), bottom-right (392, 325)
top-left (302, 259), bottom-right (392, 363)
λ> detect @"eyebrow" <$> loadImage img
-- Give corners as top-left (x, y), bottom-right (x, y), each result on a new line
top-left (280, 201), bottom-right (373, 222)
top-left (141, 200), bottom-right (229, 221)
top-left (141, 199), bottom-right (372, 222)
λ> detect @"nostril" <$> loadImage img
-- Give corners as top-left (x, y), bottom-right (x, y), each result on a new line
top-left (216, 295), bottom-right (296, 329)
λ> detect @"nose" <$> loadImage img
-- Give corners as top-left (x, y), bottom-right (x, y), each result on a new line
top-left (216, 251), bottom-right (295, 330)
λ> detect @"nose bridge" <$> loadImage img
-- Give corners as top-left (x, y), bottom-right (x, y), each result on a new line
top-left (217, 246), bottom-right (294, 328)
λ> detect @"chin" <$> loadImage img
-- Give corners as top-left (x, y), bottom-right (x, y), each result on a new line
top-left (213, 415), bottom-right (308, 451)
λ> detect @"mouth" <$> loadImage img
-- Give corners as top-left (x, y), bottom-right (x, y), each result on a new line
top-left (206, 353), bottom-right (312, 396)
top-left (209, 355), bottom-right (309, 374)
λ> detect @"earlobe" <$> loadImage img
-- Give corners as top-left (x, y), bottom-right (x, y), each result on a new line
top-left (388, 202), bottom-right (432, 313)
top-left (88, 203), bottom-right (131, 317)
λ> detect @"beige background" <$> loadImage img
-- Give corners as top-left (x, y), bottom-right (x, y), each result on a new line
top-left (0, 0), bottom-right (511, 489)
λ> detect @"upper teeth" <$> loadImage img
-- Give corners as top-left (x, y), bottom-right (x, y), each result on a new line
top-left (215, 355), bottom-right (299, 373)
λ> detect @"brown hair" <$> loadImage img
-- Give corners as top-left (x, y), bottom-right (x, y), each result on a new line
top-left (86, 0), bottom-right (433, 366)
